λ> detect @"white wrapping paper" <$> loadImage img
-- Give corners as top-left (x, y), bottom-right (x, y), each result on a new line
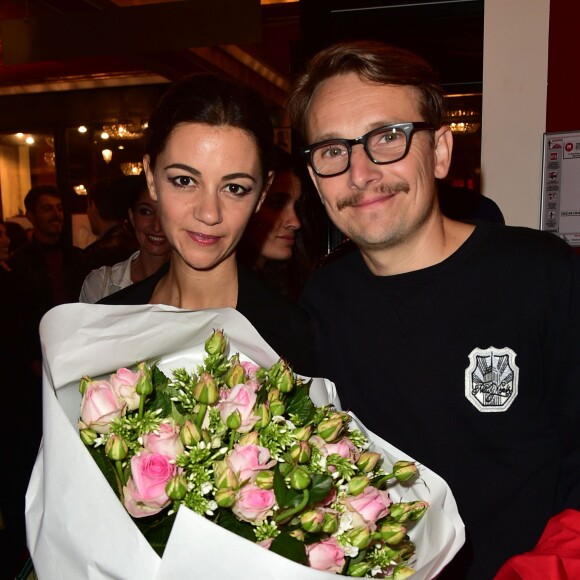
top-left (26, 303), bottom-right (464, 580)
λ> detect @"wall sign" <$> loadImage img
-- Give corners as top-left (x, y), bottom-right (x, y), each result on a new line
top-left (541, 130), bottom-right (580, 245)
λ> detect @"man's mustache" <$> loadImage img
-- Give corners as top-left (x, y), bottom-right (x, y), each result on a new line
top-left (336, 181), bottom-right (410, 211)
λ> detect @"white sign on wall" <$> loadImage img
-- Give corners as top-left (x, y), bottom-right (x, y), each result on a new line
top-left (541, 130), bottom-right (580, 246)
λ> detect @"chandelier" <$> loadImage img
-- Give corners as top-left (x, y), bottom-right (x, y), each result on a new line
top-left (120, 161), bottom-right (143, 176)
top-left (445, 110), bottom-right (481, 135)
top-left (101, 123), bottom-right (144, 140)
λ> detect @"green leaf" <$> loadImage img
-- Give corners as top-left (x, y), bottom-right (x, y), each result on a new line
top-left (88, 446), bottom-right (121, 498)
top-left (273, 466), bottom-right (302, 509)
top-left (285, 384), bottom-right (315, 425)
top-left (216, 509), bottom-right (255, 542)
top-left (308, 474), bottom-right (333, 505)
top-left (269, 532), bottom-right (308, 565)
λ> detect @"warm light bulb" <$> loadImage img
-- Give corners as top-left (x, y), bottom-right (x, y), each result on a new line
top-left (25, 136), bottom-right (35, 144)
top-left (78, 126), bottom-right (88, 133)
top-left (16, 132), bottom-right (24, 138)
top-left (102, 149), bottom-right (113, 163)
top-left (101, 132), bottom-right (110, 140)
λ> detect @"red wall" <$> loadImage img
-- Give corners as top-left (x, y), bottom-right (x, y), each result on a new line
top-left (546, 1), bottom-right (580, 131)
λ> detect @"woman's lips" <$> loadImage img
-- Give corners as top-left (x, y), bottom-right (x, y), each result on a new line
top-left (276, 235), bottom-right (296, 245)
top-left (187, 231), bottom-right (221, 246)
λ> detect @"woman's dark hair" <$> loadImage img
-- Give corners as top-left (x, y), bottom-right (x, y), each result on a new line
top-left (146, 74), bottom-right (275, 184)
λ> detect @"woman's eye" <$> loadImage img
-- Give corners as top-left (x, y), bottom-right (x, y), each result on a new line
top-left (225, 183), bottom-right (251, 196)
top-left (170, 175), bottom-right (195, 188)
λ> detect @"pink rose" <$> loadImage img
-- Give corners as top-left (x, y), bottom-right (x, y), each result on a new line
top-left (110, 367), bottom-right (142, 411)
top-left (123, 452), bottom-right (176, 518)
top-left (345, 486), bottom-right (392, 528)
top-left (226, 444), bottom-right (276, 484)
top-left (218, 382), bottom-right (259, 433)
top-left (241, 361), bottom-right (260, 378)
top-left (142, 421), bottom-right (184, 460)
top-left (80, 380), bottom-right (125, 434)
top-left (312, 435), bottom-right (360, 462)
top-left (258, 538), bottom-right (273, 550)
top-left (306, 537), bottom-right (346, 574)
top-left (232, 483), bottom-right (276, 524)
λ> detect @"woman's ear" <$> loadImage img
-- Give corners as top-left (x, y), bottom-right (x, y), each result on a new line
top-left (128, 207), bottom-right (135, 229)
top-left (143, 155), bottom-right (157, 201)
top-left (255, 171), bottom-right (275, 213)
top-left (433, 126), bottom-right (453, 179)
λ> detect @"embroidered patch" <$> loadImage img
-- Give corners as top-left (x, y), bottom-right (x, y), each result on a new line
top-left (465, 347), bottom-right (519, 412)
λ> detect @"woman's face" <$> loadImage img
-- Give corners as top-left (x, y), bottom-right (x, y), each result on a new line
top-left (245, 170), bottom-right (301, 266)
top-left (144, 123), bottom-right (270, 272)
top-left (0, 223), bottom-right (10, 261)
top-left (129, 188), bottom-right (171, 258)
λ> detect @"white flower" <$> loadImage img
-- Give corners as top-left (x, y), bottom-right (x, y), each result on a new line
top-left (200, 482), bottom-right (213, 495)
top-left (338, 513), bottom-right (353, 534)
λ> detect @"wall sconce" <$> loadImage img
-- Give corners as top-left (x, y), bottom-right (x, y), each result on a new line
top-left (102, 149), bottom-right (113, 163)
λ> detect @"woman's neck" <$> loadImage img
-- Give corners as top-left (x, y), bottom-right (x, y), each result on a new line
top-left (150, 253), bottom-right (238, 310)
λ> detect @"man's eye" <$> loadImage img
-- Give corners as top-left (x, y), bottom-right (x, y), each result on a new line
top-left (321, 144), bottom-right (347, 159)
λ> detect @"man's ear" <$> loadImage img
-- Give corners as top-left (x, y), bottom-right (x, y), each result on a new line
top-left (433, 126), bottom-right (453, 179)
top-left (143, 155), bottom-right (157, 201)
top-left (255, 171), bottom-right (275, 213)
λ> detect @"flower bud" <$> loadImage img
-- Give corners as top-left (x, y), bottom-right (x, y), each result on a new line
top-left (180, 420), bottom-right (203, 446)
top-left (321, 512), bottom-right (340, 534)
top-left (214, 460), bottom-right (239, 489)
top-left (267, 388), bottom-right (281, 402)
top-left (316, 417), bottom-right (344, 442)
top-left (300, 509), bottom-right (324, 533)
top-left (269, 400), bottom-right (285, 417)
top-left (392, 567), bottom-right (416, 579)
top-left (238, 431), bottom-right (259, 446)
top-left (347, 527), bottom-right (372, 550)
top-left (79, 375), bottom-right (91, 395)
top-left (255, 470), bottom-right (274, 490)
top-left (226, 409), bottom-right (242, 430)
top-left (356, 451), bottom-right (382, 473)
top-left (80, 427), bottom-right (98, 446)
top-left (194, 372), bottom-right (219, 405)
top-left (347, 475), bottom-right (370, 496)
top-left (105, 434), bottom-right (128, 461)
top-left (347, 562), bottom-right (372, 577)
top-left (255, 403), bottom-right (270, 430)
top-left (278, 462), bottom-right (293, 477)
top-left (272, 360), bottom-right (294, 394)
top-left (292, 425), bottom-right (312, 441)
top-left (135, 362), bottom-right (153, 396)
top-left (289, 529), bottom-right (306, 542)
top-left (224, 355), bottom-right (246, 387)
top-left (205, 329), bottom-right (226, 356)
top-left (289, 466), bottom-right (311, 490)
top-left (408, 500), bottom-right (429, 521)
top-left (385, 540), bottom-right (415, 563)
top-left (166, 474), bottom-right (188, 500)
top-left (290, 441), bottom-right (312, 464)
top-left (215, 488), bottom-right (236, 508)
top-left (379, 522), bottom-right (407, 545)
top-left (388, 502), bottom-right (414, 523)
top-left (393, 460), bottom-right (418, 483)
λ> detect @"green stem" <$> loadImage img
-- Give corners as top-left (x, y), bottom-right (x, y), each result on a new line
top-left (274, 489), bottom-right (310, 524)
top-left (115, 459), bottom-right (126, 487)
top-left (138, 394), bottom-right (145, 419)
top-left (374, 472), bottom-right (395, 489)
top-left (194, 403), bottom-right (208, 428)
top-left (228, 430), bottom-right (236, 452)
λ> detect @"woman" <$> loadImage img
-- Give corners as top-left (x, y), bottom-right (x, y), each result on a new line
top-left (101, 74), bottom-right (316, 376)
top-left (239, 148), bottom-right (318, 302)
top-left (79, 174), bottom-right (171, 303)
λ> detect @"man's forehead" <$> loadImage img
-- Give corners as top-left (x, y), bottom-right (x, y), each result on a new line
top-left (306, 74), bottom-right (421, 140)
top-left (37, 194), bottom-right (62, 207)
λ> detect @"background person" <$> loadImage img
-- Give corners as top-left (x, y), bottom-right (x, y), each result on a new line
top-left (79, 174), bottom-right (171, 303)
top-left (239, 147), bottom-right (319, 302)
top-left (100, 74), bottom-right (316, 376)
top-left (84, 177), bottom-right (139, 270)
top-left (287, 40), bottom-right (580, 579)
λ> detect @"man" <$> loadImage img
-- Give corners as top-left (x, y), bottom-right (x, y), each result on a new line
top-left (84, 177), bottom-right (139, 270)
top-left (287, 41), bottom-right (580, 579)
top-left (9, 185), bottom-right (87, 317)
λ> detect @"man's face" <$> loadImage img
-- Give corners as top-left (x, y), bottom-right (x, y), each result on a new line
top-left (304, 73), bottom-right (452, 253)
top-left (27, 194), bottom-right (63, 241)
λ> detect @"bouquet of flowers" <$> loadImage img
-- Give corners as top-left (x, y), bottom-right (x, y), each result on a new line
top-left (26, 304), bottom-right (464, 580)
top-left (78, 328), bottom-right (429, 578)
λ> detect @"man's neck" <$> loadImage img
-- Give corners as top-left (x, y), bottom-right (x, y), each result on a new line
top-left (360, 216), bottom-right (475, 276)
top-left (33, 232), bottom-right (60, 246)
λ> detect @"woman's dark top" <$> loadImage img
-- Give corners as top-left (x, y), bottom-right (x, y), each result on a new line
top-left (99, 261), bottom-right (317, 377)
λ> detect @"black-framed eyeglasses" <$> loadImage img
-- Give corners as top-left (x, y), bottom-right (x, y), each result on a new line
top-left (301, 122), bottom-right (435, 178)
